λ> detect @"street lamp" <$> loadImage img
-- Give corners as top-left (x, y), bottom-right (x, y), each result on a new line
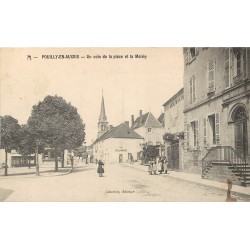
top-left (35, 139), bottom-right (41, 176)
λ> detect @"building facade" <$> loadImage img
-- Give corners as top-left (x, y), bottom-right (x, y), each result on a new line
top-left (183, 47), bottom-right (250, 174)
top-left (93, 94), bottom-right (144, 164)
top-left (162, 88), bottom-right (184, 170)
top-left (131, 110), bottom-right (164, 145)
top-left (93, 122), bottom-right (143, 163)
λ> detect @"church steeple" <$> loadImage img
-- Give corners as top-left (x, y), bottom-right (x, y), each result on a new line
top-left (97, 91), bottom-right (109, 138)
top-left (99, 92), bottom-right (107, 122)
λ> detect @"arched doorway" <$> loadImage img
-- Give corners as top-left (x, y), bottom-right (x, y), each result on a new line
top-left (232, 105), bottom-right (248, 158)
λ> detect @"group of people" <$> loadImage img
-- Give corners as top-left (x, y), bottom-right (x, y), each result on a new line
top-left (148, 157), bottom-right (168, 175)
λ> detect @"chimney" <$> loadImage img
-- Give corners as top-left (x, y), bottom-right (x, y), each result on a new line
top-left (124, 121), bottom-right (129, 127)
top-left (131, 115), bottom-right (135, 127)
top-left (109, 125), bottom-right (113, 130)
top-left (139, 110), bottom-right (143, 125)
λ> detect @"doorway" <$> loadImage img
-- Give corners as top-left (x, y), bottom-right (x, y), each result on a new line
top-left (232, 106), bottom-right (248, 158)
top-left (119, 154), bottom-right (123, 163)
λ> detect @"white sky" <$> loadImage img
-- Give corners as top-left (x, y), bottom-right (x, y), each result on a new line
top-left (0, 48), bottom-right (184, 144)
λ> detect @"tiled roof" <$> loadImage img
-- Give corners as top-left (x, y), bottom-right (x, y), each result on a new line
top-left (132, 112), bottom-right (162, 129)
top-left (93, 122), bottom-right (143, 144)
top-left (158, 113), bottom-right (165, 125)
top-left (132, 112), bottom-right (149, 129)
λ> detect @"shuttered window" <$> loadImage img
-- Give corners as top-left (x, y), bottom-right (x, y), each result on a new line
top-left (207, 59), bottom-right (216, 92)
top-left (225, 48), bottom-right (230, 88)
top-left (215, 113), bottom-right (220, 145)
top-left (203, 117), bottom-right (207, 146)
top-left (187, 123), bottom-right (190, 149)
top-left (195, 120), bottom-right (199, 148)
top-left (185, 49), bottom-right (189, 64)
top-left (191, 121), bottom-right (199, 148)
top-left (189, 75), bottom-right (196, 104)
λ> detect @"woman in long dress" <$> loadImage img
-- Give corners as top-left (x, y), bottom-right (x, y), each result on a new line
top-left (97, 160), bottom-right (104, 177)
top-left (152, 158), bottom-right (157, 175)
top-left (163, 157), bottom-right (168, 174)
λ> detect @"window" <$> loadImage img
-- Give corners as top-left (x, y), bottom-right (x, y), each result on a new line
top-left (189, 75), bottom-right (196, 104)
top-left (225, 48), bottom-right (248, 87)
top-left (191, 121), bottom-right (199, 148)
top-left (148, 128), bottom-right (152, 133)
top-left (185, 48), bottom-right (199, 64)
top-left (207, 59), bottom-right (216, 93)
top-left (208, 114), bottom-right (216, 145)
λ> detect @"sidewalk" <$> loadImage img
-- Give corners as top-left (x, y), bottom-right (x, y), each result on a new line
top-left (0, 162), bottom-right (73, 179)
top-left (124, 162), bottom-right (250, 196)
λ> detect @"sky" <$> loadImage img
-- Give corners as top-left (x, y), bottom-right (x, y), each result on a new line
top-left (0, 48), bottom-right (184, 144)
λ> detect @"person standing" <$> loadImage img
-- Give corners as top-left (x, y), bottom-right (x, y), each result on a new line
top-left (148, 159), bottom-right (153, 175)
top-left (97, 159), bottom-right (104, 177)
top-left (164, 157), bottom-right (168, 174)
top-left (152, 158), bottom-right (157, 175)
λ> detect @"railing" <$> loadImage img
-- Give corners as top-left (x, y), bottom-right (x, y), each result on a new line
top-left (202, 146), bottom-right (247, 182)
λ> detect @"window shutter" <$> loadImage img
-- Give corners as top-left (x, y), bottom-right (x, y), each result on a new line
top-left (207, 59), bottom-right (215, 92)
top-left (195, 120), bottom-right (199, 148)
top-left (190, 77), bottom-right (193, 103)
top-left (215, 113), bottom-right (220, 145)
top-left (185, 49), bottom-right (189, 64)
top-left (225, 48), bottom-right (230, 88)
top-left (195, 47), bottom-right (199, 56)
top-left (203, 117), bottom-right (207, 146)
top-left (193, 75), bottom-right (196, 102)
top-left (187, 123), bottom-right (190, 148)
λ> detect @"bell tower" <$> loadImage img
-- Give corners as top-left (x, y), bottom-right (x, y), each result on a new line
top-left (98, 91), bottom-right (109, 138)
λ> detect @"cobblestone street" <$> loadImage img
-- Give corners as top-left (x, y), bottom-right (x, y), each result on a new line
top-left (1, 162), bottom-right (250, 202)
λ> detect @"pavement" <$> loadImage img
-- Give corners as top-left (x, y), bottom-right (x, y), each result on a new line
top-left (128, 162), bottom-right (250, 196)
top-left (0, 161), bottom-right (249, 201)
top-left (0, 163), bottom-right (72, 179)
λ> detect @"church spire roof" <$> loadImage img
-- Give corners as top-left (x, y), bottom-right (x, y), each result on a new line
top-left (99, 91), bottom-right (107, 122)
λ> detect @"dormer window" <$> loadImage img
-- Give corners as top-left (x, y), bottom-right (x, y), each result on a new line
top-left (148, 128), bottom-right (152, 133)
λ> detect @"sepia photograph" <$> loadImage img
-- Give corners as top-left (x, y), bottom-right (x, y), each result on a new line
top-left (0, 47), bottom-right (249, 202)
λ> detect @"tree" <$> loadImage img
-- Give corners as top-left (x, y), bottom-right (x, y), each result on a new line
top-left (27, 95), bottom-right (85, 171)
top-left (0, 115), bottom-right (21, 175)
top-left (18, 124), bottom-right (36, 156)
top-left (142, 145), bottom-right (159, 164)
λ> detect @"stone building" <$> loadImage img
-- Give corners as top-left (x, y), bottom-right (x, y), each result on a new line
top-left (183, 48), bottom-right (250, 185)
top-left (162, 88), bottom-right (184, 170)
top-left (131, 111), bottom-right (164, 145)
top-left (93, 122), bottom-right (143, 163)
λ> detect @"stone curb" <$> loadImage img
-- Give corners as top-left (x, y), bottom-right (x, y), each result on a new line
top-left (0, 167), bottom-right (73, 179)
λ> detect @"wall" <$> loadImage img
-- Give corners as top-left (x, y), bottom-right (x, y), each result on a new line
top-left (164, 93), bottom-right (184, 134)
top-left (93, 137), bottom-right (143, 164)
top-left (134, 126), bottom-right (164, 145)
top-left (183, 48), bottom-right (250, 173)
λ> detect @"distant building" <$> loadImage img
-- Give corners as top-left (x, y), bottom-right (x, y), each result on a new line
top-left (162, 88), bottom-right (184, 170)
top-left (93, 94), bottom-right (144, 163)
top-left (0, 149), bottom-right (38, 168)
top-left (131, 110), bottom-right (164, 146)
top-left (183, 48), bottom-right (250, 182)
top-left (93, 122), bottom-right (143, 163)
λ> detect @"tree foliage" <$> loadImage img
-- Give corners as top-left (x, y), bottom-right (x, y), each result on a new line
top-left (142, 145), bottom-right (159, 161)
top-left (0, 115), bottom-right (21, 175)
top-left (27, 95), bottom-right (85, 171)
top-left (18, 124), bottom-right (38, 156)
top-left (0, 115), bottom-right (21, 153)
